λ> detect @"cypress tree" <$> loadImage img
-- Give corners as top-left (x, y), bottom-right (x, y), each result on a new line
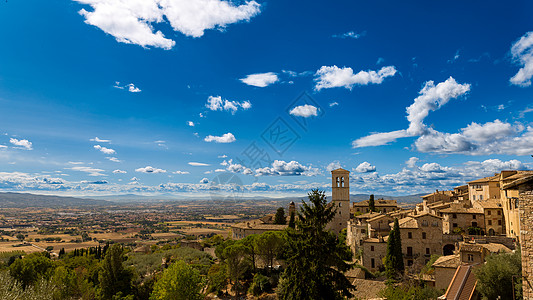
top-left (369, 194), bottom-right (376, 212)
top-left (288, 211), bottom-right (295, 229)
top-left (384, 218), bottom-right (404, 279)
top-left (392, 219), bottom-right (404, 272)
top-left (274, 207), bottom-right (286, 225)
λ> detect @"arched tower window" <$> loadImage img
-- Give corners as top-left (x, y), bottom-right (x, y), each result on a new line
top-left (340, 177), bottom-right (345, 187)
top-left (336, 177), bottom-right (340, 187)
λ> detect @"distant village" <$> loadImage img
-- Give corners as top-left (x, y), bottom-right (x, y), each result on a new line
top-left (230, 168), bottom-right (533, 299)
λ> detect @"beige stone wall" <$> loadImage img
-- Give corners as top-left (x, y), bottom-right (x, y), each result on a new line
top-left (520, 191), bottom-right (533, 299)
top-left (362, 240), bottom-right (387, 271)
top-left (400, 215), bottom-right (443, 267)
top-left (442, 212), bottom-right (484, 234)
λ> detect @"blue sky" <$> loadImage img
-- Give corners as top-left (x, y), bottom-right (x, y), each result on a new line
top-left (0, 0), bottom-right (532, 198)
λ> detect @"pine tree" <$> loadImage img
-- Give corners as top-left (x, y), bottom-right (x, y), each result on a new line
top-left (392, 219), bottom-right (404, 272)
top-left (278, 189), bottom-right (354, 300)
top-left (274, 207), bottom-right (286, 225)
top-left (369, 194), bottom-right (376, 212)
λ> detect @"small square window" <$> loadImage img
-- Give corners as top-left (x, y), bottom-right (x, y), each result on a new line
top-left (371, 246), bottom-right (374, 251)
top-left (422, 232), bottom-right (426, 239)
top-left (408, 232), bottom-right (412, 239)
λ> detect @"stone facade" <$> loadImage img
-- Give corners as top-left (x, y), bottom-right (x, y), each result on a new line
top-left (327, 168), bottom-right (351, 234)
top-left (361, 237), bottom-right (387, 271)
top-left (520, 191), bottom-right (533, 299)
top-left (397, 213), bottom-right (444, 267)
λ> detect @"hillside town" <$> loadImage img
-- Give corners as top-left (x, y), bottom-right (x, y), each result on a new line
top-left (231, 168), bottom-right (533, 299)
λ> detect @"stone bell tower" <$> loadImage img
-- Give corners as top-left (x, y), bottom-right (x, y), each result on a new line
top-left (328, 168), bottom-right (351, 234)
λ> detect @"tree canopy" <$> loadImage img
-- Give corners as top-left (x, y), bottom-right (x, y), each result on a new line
top-left (150, 260), bottom-right (205, 300)
top-left (384, 218), bottom-right (404, 279)
top-left (274, 207), bottom-right (286, 225)
top-left (474, 249), bottom-right (522, 300)
top-left (278, 189), bottom-right (354, 300)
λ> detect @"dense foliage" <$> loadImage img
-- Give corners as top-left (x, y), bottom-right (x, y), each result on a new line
top-left (278, 189), bottom-right (354, 300)
top-left (384, 218), bottom-right (404, 279)
top-left (474, 249), bottom-right (522, 300)
top-left (274, 207), bottom-right (286, 225)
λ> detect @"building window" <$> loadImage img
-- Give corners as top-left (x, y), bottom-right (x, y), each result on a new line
top-left (498, 220), bottom-right (502, 226)
top-left (467, 254), bottom-right (474, 262)
top-left (488, 220), bottom-right (492, 226)
top-left (488, 210), bottom-right (491, 215)
top-left (383, 208), bottom-right (387, 212)
top-left (480, 195), bottom-right (483, 200)
top-left (432, 221), bottom-right (439, 227)
top-left (407, 247), bottom-right (413, 256)
top-left (422, 232), bottom-right (426, 239)
top-left (340, 177), bottom-right (345, 187)
top-left (515, 199), bottom-right (519, 209)
top-left (498, 210), bottom-right (501, 216)
top-left (473, 214), bottom-right (476, 219)
top-left (361, 229), bottom-right (366, 234)
top-left (371, 258), bottom-right (375, 268)
top-left (453, 213), bottom-right (457, 219)
top-left (371, 246), bottom-right (374, 251)
top-left (472, 222), bottom-right (478, 227)
top-left (422, 220), bottom-right (428, 226)
top-left (408, 232), bottom-right (412, 239)
top-left (453, 223), bottom-right (458, 228)
top-left (336, 177), bottom-right (340, 187)
top-left (407, 260), bottom-right (413, 266)
top-left (426, 248), bottom-right (430, 255)
top-left (339, 203), bottom-right (341, 207)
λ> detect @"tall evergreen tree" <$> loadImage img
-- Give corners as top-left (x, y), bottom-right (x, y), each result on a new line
top-left (369, 194), bottom-right (376, 212)
top-left (278, 189), bottom-right (354, 300)
top-left (274, 207), bottom-right (286, 225)
top-left (98, 244), bottom-right (134, 299)
top-left (384, 218), bottom-right (404, 279)
top-left (288, 211), bottom-right (295, 229)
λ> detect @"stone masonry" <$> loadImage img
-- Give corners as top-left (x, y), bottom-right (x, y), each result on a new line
top-left (520, 191), bottom-right (533, 299)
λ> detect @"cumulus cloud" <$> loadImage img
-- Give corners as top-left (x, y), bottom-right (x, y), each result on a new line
top-left (106, 157), bottom-right (121, 163)
top-left (221, 159), bottom-right (252, 175)
top-left (199, 177), bottom-right (209, 184)
top-left (188, 162), bottom-right (210, 166)
top-left (205, 96), bottom-right (251, 114)
top-left (314, 65), bottom-right (397, 90)
top-left (90, 137), bottom-right (110, 143)
top-left (289, 104), bottom-right (318, 118)
top-left (240, 72), bottom-right (279, 87)
top-left (94, 145), bottom-right (116, 154)
top-left (255, 160), bottom-right (320, 176)
top-left (81, 180), bottom-right (108, 184)
top-left (135, 166), bottom-right (166, 173)
top-left (510, 31), bottom-right (533, 87)
top-left (113, 169), bottom-right (127, 174)
top-left (75, 0), bottom-right (261, 50)
top-left (355, 162), bottom-right (376, 173)
top-left (329, 102), bottom-right (339, 107)
top-left (126, 83), bottom-right (141, 93)
top-left (10, 138), bottom-right (32, 150)
top-left (326, 161), bottom-right (342, 172)
top-left (406, 157), bottom-right (419, 168)
top-left (187, 121), bottom-right (195, 127)
top-left (69, 166), bottom-right (106, 176)
top-left (204, 132), bottom-right (236, 143)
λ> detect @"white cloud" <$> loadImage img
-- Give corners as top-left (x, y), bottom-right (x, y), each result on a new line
top-left (106, 157), bottom-right (121, 163)
top-left (69, 166), bottom-right (106, 176)
top-left (135, 166), bottom-right (166, 173)
top-left (126, 83), bottom-right (141, 93)
top-left (510, 31), bottom-right (533, 87)
top-left (0, 145), bottom-right (7, 149)
top-left (406, 157), bottom-right (419, 168)
top-left (240, 72), bottom-right (279, 87)
top-left (314, 65), bottom-right (397, 90)
top-left (204, 132), bottom-right (236, 143)
top-left (205, 96), bottom-right (251, 114)
top-left (75, 0), bottom-right (261, 50)
top-left (329, 102), bottom-right (339, 107)
top-left (10, 138), bottom-right (32, 150)
top-left (355, 162), bottom-right (376, 173)
top-left (68, 161), bottom-right (85, 165)
top-left (255, 160), bottom-right (320, 176)
top-left (406, 77), bottom-right (471, 135)
top-left (200, 177), bottom-right (209, 184)
top-left (173, 170), bottom-right (190, 174)
top-left (90, 137), bottom-right (110, 143)
top-left (113, 169), bottom-right (127, 174)
top-left (94, 145), bottom-right (116, 154)
top-left (289, 104), bottom-right (318, 118)
top-left (332, 31), bottom-right (366, 39)
top-left (218, 155), bottom-right (227, 158)
top-left (353, 77), bottom-right (472, 148)
top-left (187, 121), bottom-right (195, 127)
top-left (188, 162), bottom-right (210, 166)
top-left (221, 159), bottom-right (252, 175)
top-left (130, 177), bottom-right (139, 181)
top-left (326, 161), bottom-right (342, 172)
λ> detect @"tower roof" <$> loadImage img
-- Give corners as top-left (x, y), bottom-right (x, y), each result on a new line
top-left (331, 168), bottom-right (350, 173)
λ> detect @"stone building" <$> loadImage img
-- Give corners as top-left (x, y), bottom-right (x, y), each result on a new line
top-left (517, 176), bottom-right (533, 299)
top-left (352, 199), bottom-right (400, 214)
top-left (501, 171), bottom-right (533, 240)
top-left (327, 168), bottom-right (351, 234)
top-left (439, 204), bottom-right (484, 234)
top-left (361, 236), bottom-right (387, 271)
top-left (231, 218), bottom-right (287, 239)
top-left (396, 213), bottom-right (444, 267)
top-left (468, 175), bottom-right (501, 204)
top-left (472, 199), bottom-right (505, 235)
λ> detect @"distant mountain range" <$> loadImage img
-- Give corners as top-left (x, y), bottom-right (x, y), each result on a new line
top-left (0, 192), bottom-right (113, 208)
top-left (0, 192), bottom-right (428, 208)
